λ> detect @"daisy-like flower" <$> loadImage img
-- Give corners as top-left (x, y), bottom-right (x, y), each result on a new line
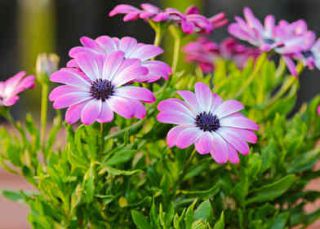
top-left (0, 71), bottom-right (35, 107)
top-left (159, 6), bottom-right (227, 34)
top-left (183, 37), bottom-right (259, 73)
top-left (228, 7), bottom-right (315, 76)
top-left (109, 3), bottom-right (167, 22)
top-left (157, 82), bottom-right (258, 164)
top-left (109, 4), bottom-right (227, 35)
top-left (294, 39), bottom-right (320, 70)
top-left (68, 35), bottom-right (171, 83)
top-left (49, 51), bottom-right (155, 125)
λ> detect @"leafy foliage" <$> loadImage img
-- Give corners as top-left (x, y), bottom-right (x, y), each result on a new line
top-left (1, 55), bottom-right (320, 229)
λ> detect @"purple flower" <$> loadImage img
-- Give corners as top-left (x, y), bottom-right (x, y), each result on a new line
top-left (68, 36), bottom-right (171, 83)
top-left (228, 7), bottom-right (315, 76)
top-left (157, 82), bottom-right (258, 164)
top-left (183, 37), bottom-right (259, 73)
top-left (49, 51), bottom-right (155, 125)
top-left (155, 6), bottom-right (227, 34)
top-left (109, 3), bottom-right (165, 22)
top-left (294, 39), bottom-right (320, 70)
top-left (0, 71), bottom-right (35, 107)
top-left (109, 4), bottom-right (227, 34)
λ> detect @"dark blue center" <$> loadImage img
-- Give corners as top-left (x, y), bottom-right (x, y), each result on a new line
top-left (90, 79), bottom-right (114, 101)
top-left (302, 50), bottom-right (314, 58)
top-left (195, 112), bottom-right (220, 132)
top-left (263, 38), bottom-right (275, 45)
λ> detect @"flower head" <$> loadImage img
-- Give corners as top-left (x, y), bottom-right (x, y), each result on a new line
top-left (183, 37), bottom-right (259, 73)
top-left (109, 4), bottom-right (227, 35)
top-left (109, 3), bottom-right (166, 22)
top-left (0, 71), bottom-right (35, 107)
top-left (49, 51), bottom-right (155, 125)
top-left (68, 35), bottom-right (171, 83)
top-left (157, 82), bottom-right (258, 164)
top-left (228, 7), bottom-right (315, 76)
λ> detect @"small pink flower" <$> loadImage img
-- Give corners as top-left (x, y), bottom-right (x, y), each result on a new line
top-left (0, 71), bottom-right (35, 107)
top-left (49, 51), bottom-right (155, 125)
top-left (156, 6), bottom-right (227, 34)
top-left (183, 37), bottom-right (259, 73)
top-left (68, 35), bottom-right (171, 83)
top-left (109, 4), bottom-right (227, 35)
top-left (109, 3), bottom-right (165, 22)
top-left (228, 7), bottom-right (315, 76)
top-left (157, 82), bottom-right (258, 164)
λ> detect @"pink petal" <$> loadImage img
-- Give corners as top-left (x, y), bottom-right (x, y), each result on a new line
top-left (157, 98), bottom-right (193, 116)
top-left (75, 52), bottom-right (104, 80)
top-left (214, 100), bottom-right (244, 119)
top-left (220, 116), bottom-right (259, 131)
top-left (210, 132), bottom-right (228, 164)
top-left (175, 127), bottom-right (201, 149)
top-left (50, 68), bottom-right (91, 88)
top-left (49, 85), bottom-right (86, 102)
top-left (130, 44), bottom-right (163, 61)
top-left (112, 60), bottom-right (148, 86)
top-left (157, 112), bottom-right (194, 125)
top-left (81, 100), bottom-right (102, 125)
top-left (177, 90), bottom-right (199, 112)
top-left (195, 82), bottom-right (212, 112)
top-left (65, 101), bottom-right (87, 124)
top-left (141, 61), bottom-right (172, 82)
top-left (96, 35), bottom-right (118, 54)
top-left (117, 86), bottom-right (155, 103)
top-left (119, 37), bottom-right (138, 55)
top-left (53, 92), bottom-right (91, 109)
top-left (195, 132), bottom-right (211, 155)
top-left (108, 96), bottom-right (146, 119)
top-left (228, 146), bottom-right (240, 164)
top-left (166, 126), bottom-right (185, 148)
top-left (217, 128), bottom-right (250, 155)
top-left (97, 102), bottom-right (114, 123)
top-left (102, 51), bottom-right (125, 80)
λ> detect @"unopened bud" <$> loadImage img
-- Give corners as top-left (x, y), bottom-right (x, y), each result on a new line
top-left (36, 53), bottom-right (59, 83)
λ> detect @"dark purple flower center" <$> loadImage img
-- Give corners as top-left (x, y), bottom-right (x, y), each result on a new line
top-left (302, 50), bottom-right (314, 58)
top-left (195, 112), bottom-right (220, 132)
top-left (263, 38), bottom-right (275, 45)
top-left (90, 79), bottom-right (115, 101)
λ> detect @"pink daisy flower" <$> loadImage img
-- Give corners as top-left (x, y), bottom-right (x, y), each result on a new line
top-left (183, 37), bottom-right (259, 73)
top-left (0, 71), bottom-right (35, 107)
top-left (109, 3), bottom-right (167, 22)
top-left (154, 6), bottom-right (227, 34)
top-left (49, 51), bottom-right (155, 125)
top-left (228, 7), bottom-right (315, 76)
top-left (157, 82), bottom-right (258, 164)
top-left (109, 4), bottom-right (227, 35)
top-left (68, 35), bottom-right (171, 83)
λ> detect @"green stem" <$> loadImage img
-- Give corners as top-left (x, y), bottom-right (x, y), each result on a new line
top-left (235, 54), bottom-right (267, 98)
top-left (40, 83), bottom-right (49, 147)
top-left (266, 76), bottom-right (297, 108)
top-left (172, 36), bottom-right (181, 73)
top-left (154, 26), bottom-right (162, 47)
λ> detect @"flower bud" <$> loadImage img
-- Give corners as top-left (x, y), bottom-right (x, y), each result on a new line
top-left (36, 53), bottom-right (59, 83)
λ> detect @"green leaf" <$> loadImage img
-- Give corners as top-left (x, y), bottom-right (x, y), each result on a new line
top-left (246, 175), bottom-right (296, 205)
top-left (194, 200), bottom-right (212, 221)
top-left (213, 212), bottom-right (224, 229)
top-left (105, 148), bottom-right (136, 166)
top-left (99, 166), bottom-right (142, 176)
top-left (1, 190), bottom-right (25, 202)
top-left (131, 210), bottom-right (151, 229)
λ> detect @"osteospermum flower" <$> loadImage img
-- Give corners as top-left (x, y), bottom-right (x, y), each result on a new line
top-left (109, 4), bottom-right (227, 35)
top-left (228, 7), bottom-right (315, 76)
top-left (49, 51), bottom-right (155, 125)
top-left (157, 82), bottom-right (258, 164)
top-left (68, 35), bottom-right (171, 83)
top-left (184, 37), bottom-right (259, 73)
top-left (0, 71), bottom-right (35, 107)
top-left (109, 3), bottom-right (167, 22)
